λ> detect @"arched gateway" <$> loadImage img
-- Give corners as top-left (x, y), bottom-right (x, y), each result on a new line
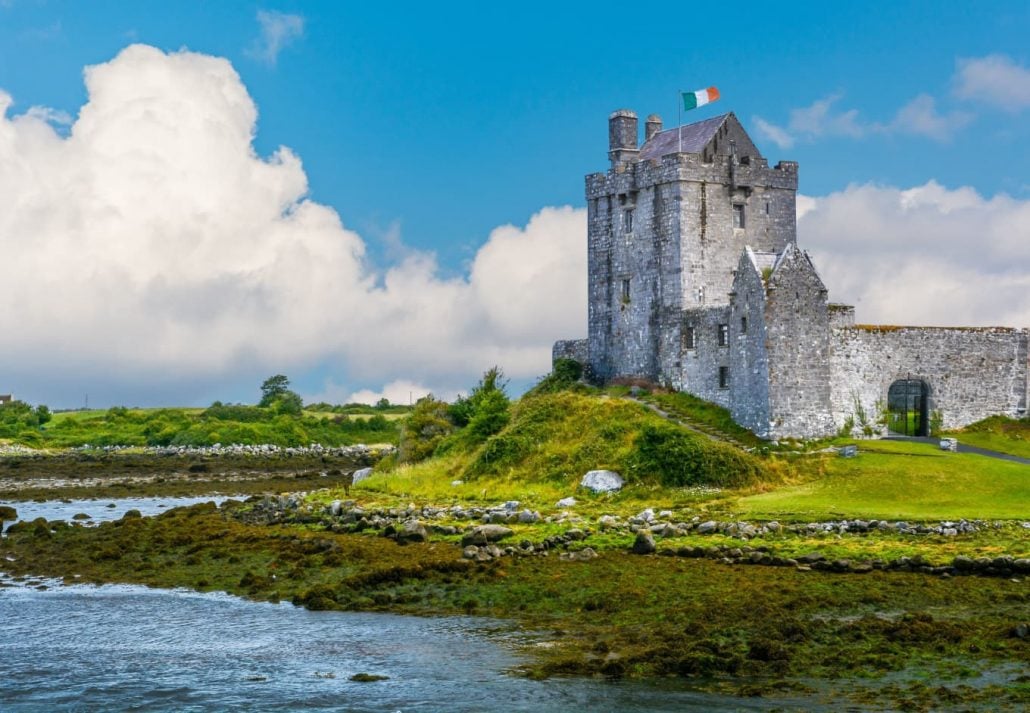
top-left (887, 379), bottom-right (930, 437)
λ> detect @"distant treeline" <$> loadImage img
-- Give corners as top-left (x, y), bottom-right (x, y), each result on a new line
top-left (1, 401), bottom-right (403, 448)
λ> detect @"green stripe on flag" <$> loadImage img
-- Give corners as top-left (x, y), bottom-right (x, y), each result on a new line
top-left (682, 92), bottom-right (699, 111)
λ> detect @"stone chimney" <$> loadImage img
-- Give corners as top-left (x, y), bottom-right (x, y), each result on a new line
top-left (644, 114), bottom-right (663, 143)
top-left (608, 109), bottom-right (638, 168)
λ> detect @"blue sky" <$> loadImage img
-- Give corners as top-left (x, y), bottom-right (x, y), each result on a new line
top-left (1, 1), bottom-right (1029, 408)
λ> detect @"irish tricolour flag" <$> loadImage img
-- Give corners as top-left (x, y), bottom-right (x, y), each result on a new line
top-left (682, 87), bottom-right (720, 111)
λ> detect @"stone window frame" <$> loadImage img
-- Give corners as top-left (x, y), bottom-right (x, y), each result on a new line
top-left (740, 316), bottom-right (747, 334)
top-left (717, 323), bottom-right (729, 347)
top-left (620, 278), bottom-right (631, 304)
top-left (732, 203), bottom-right (746, 230)
top-left (623, 208), bottom-right (634, 233)
top-left (718, 366), bottom-right (729, 389)
top-left (683, 325), bottom-right (696, 350)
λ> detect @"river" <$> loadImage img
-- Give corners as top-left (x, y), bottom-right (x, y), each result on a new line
top-left (0, 497), bottom-right (840, 711)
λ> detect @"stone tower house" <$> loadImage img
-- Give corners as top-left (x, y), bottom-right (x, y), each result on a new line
top-left (555, 109), bottom-right (1029, 440)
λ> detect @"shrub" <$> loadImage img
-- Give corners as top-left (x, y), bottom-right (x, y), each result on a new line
top-left (629, 422), bottom-right (762, 488)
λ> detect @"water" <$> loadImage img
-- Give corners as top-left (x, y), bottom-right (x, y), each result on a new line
top-left (1, 496), bottom-right (233, 532)
top-left (0, 579), bottom-right (823, 712)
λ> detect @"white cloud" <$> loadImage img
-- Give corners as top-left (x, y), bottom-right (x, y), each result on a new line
top-left (246, 10), bottom-right (304, 66)
top-left (335, 380), bottom-right (440, 407)
top-left (0, 45), bottom-right (587, 406)
top-left (799, 181), bottom-right (1030, 328)
top-left (954, 54), bottom-right (1030, 112)
top-left (754, 92), bottom-right (971, 146)
top-left (886, 94), bottom-right (972, 141)
top-left (752, 116), bottom-right (794, 149)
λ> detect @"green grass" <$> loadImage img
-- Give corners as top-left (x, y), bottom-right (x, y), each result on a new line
top-left (35, 406), bottom-right (401, 448)
top-left (358, 391), bottom-right (765, 506)
top-left (948, 415), bottom-right (1030, 459)
top-left (738, 439), bottom-right (1030, 520)
top-left (643, 391), bottom-right (765, 446)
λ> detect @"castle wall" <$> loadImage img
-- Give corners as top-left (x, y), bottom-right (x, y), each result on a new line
top-left (830, 327), bottom-right (1030, 432)
top-left (676, 154), bottom-right (798, 311)
top-left (763, 250), bottom-right (836, 439)
top-left (728, 257), bottom-right (770, 436)
top-left (679, 305), bottom-right (732, 407)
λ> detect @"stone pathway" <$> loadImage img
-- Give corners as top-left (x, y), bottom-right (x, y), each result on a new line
top-left (627, 397), bottom-right (751, 449)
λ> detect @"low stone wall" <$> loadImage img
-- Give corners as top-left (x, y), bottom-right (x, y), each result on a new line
top-left (831, 326), bottom-right (1029, 431)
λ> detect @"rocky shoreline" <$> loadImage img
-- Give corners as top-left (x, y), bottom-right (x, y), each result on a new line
top-left (240, 496), bottom-right (1030, 579)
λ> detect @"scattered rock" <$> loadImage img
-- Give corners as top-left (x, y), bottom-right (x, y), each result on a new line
top-left (351, 467), bottom-right (374, 484)
top-left (697, 520), bottom-right (717, 534)
top-left (580, 470), bottom-right (624, 493)
top-left (561, 547), bottom-right (598, 562)
top-left (556, 497), bottom-right (577, 508)
top-left (631, 531), bottom-right (656, 555)
top-left (395, 519), bottom-right (428, 543)
top-left (461, 524), bottom-right (514, 546)
top-left (349, 673), bottom-right (389, 682)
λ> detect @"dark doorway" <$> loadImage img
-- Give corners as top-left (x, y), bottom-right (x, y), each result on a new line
top-left (887, 379), bottom-right (929, 436)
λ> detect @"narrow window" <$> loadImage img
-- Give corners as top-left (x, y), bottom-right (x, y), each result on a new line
top-left (621, 278), bottom-right (631, 303)
top-left (684, 326), bottom-right (696, 350)
top-left (718, 323), bottom-right (729, 347)
top-left (741, 316), bottom-right (747, 334)
top-left (732, 203), bottom-right (745, 229)
top-left (624, 209), bottom-right (633, 233)
top-left (765, 200), bottom-right (770, 215)
top-left (719, 366), bottom-right (729, 388)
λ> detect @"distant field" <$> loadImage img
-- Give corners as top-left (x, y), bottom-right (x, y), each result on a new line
top-left (739, 439), bottom-right (1030, 521)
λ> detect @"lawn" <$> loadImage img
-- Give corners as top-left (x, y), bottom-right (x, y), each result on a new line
top-left (738, 439), bottom-right (1030, 521)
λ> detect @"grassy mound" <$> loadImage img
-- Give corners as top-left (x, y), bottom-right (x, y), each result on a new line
top-left (367, 391), bottom-right (764, 499)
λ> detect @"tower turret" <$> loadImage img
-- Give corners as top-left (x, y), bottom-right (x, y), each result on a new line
top-left (608, 109), bottom-right (638, 167)
top-left (644, 114), bottom-right (663, 142)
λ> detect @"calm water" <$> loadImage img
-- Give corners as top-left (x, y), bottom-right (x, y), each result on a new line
top-left (0, 497), bottom-right (839, 711)
top-left (1, 496), bottom-right (233, 532)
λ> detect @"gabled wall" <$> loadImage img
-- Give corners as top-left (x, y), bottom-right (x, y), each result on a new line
top-left (763, 246), bottom-right (836, 439)
top-left (728, 250), bottom-right (771, 436)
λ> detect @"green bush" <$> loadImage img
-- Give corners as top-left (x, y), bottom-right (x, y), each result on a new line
top-left (629, 422), bottom-right (761, 488)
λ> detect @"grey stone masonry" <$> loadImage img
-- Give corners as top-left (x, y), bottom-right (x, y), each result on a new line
top-left (557, 107), bottom-right (1030, 439)
top-left (831, 326), bottom-right (1029, 432)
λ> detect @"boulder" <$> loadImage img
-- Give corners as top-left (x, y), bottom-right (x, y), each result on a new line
top-left (396, 519), bottom-right (428, 543)
top-left (517, 510), bottom-right (541, 524)
top-left (580, 470), bottom-right (624, 493)
top-left (461, 524), bottom-right (514, 547)
top-left (555, 497), bottom-right (577, 508)
top-left (631, 531), bottom-right (656, 555)
top-left (351, 467), bottom-right (374, 484)
top-left (697, 520), bottom-right (717, 535)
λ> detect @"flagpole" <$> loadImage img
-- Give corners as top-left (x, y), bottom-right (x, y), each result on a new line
top-left (677, 89), bottom-right (682, 154)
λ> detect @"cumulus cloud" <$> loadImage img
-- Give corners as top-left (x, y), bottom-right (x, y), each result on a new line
top-left (754, 92), bottom-right (971, 147)
top-left (247, 10), bottom-right (304, 66)
top-left (954, 54), bottom-right (1030, 111)
top-left (0, 45), bottom-right (586, 406)
top-left (799, 181), bottom-right (1030, 328)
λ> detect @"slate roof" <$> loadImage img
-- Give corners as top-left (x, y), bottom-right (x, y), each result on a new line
top-left (638, 113), bottom-right (728, 161)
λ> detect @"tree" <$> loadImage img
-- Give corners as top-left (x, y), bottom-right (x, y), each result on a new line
top-left (398, 395), bottom-right (455, 463)
top-left (259, 374), bottom-right (291, 407)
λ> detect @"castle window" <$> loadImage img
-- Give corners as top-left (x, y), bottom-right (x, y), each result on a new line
top-left (718, 366), bottom-right (729, 389)
top-left (621, 278), bottom-right (631, 303)
top-left (624, 209), bottom-right (633, 233)
top-left (741, 316), bottom-right (747, 334)
top-left (733, 203), bottom-right (745, 229)
top-left (684, 326), bottom-right (696, 350)
top-left (718, 323), bottom-right (729, 346)
top-left (765, 201), bottom-right (770, 215)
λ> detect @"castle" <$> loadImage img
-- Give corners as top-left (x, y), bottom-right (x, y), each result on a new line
top-left (554, 110), bottom-right (1029, 440)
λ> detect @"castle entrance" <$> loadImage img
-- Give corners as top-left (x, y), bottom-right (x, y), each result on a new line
top-left (887, 379), bottom-right (929, 436)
